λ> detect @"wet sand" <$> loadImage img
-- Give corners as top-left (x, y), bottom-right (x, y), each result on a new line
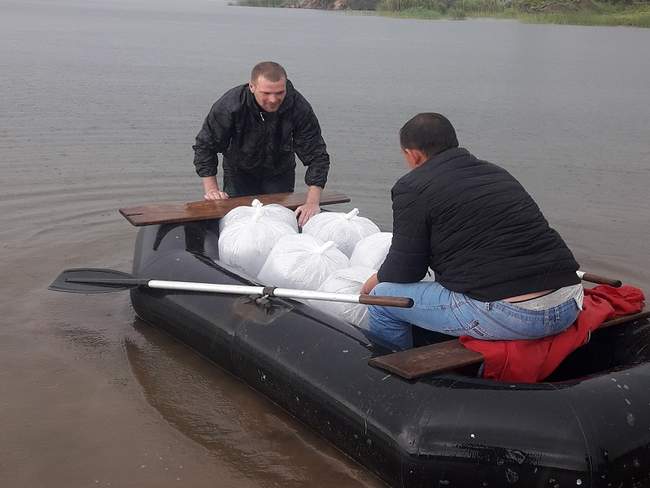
top-left (1, 0), bottom-right (649, 486)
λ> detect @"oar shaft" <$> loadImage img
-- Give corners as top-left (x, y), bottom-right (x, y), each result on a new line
top-left (147, 280), bottom-right (413, 308)
top-left (273, 288), bottom-right (413, 308)
top-left (359, 295), bottom-right (415, 308)
top-left (273, 288), bottom-right (362, 303)
top-left (56, 269), bottom-right (414, 307)
top-left (148, 280), bottom-right (263, 296)
top-left (577, 271), bottom-right (622, 288)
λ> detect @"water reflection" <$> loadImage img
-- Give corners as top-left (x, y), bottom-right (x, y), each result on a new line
top-left (125, 319), bottom-right (385, 487)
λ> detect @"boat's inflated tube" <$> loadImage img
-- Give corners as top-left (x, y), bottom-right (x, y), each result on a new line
top-left (130, 221), bottom-right (650, 488)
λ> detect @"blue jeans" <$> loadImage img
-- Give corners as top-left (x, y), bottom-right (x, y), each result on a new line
top-left (368, 281), bottom-right (581, 351)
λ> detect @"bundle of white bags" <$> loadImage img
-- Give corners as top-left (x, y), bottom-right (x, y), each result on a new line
top-left (350, 232), bottom-right (434, 281)
top-left (309, 266), bottom-right (376, 329)
top-left (302, 208), bottom-right (380, 257)
top-left (350, 232), bottom-right (393, 269)
top-left (218, 199), bottom-right (297, 278)
top-left (257, 234), bottom-right (349, 290)
top-left (218, 199), bottom-right (298, 233)
top-left (219, 204), bottom-right (434, 328)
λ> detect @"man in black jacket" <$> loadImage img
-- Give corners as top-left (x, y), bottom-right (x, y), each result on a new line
top-left (361, 113), bottom-right (583, 350)
top-left (193, 61), bottom-right (330, 226)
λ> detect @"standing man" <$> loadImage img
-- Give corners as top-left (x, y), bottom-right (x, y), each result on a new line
top-left (192, 61), bottom-right (330, 226)
top-left (361, 113), bottom-right (583, 351)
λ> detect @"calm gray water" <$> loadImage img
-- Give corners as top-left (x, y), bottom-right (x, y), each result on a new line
top-left (1, 0), bottom-right (649, 486)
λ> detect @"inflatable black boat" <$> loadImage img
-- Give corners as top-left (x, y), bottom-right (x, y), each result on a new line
top-left (129, 219), bottom-right (650, 488)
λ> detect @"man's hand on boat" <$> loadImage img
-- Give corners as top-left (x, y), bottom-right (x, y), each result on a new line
top-left (202, 177), bottom-right (229, 200)
top-left (294, 201), bottom-right (320, 227)
top-left (204, 189), bottom-right (229, 200)
top-left (294, 184), bottom-right (322, 227)
top-left (361, 272), bottom-right (379, 295)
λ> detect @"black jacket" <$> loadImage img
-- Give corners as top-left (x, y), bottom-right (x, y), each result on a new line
top-left (193, 80), bottom-right (330, 188)
top-left (378, 148), bottom-right (580, 301)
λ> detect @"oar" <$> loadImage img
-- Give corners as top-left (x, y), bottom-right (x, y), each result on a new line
top-left (577, 271), bottom-right (622, 287)
top-left (49, 268), bottom-right (414, 308)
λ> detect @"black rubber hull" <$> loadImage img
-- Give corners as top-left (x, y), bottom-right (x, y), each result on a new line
top-left (130, 221), bottom-right (650, 488)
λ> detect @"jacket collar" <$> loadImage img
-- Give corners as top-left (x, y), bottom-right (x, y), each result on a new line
top-left (422, 147), bottom-right (470, 168)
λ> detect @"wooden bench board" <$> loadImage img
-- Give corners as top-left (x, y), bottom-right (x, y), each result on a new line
top-left (369, 310), bottom-right (650, 380)
top-left (119, 191), bottom-right (350, 226)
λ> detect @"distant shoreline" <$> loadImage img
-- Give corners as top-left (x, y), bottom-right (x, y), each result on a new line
top-left (379, 4), bottom-right (650, 28)
top-left (234, 1), bottom-right (650, 28)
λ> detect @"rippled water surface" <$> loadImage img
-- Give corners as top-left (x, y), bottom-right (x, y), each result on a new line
top-left (1, 0), bottom-right (649, 486)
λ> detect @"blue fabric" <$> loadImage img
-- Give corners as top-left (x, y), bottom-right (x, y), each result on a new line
top-left (368, 281), bottom-right (581, 351)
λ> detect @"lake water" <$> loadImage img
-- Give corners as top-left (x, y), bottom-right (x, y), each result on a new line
top-left (1, 0), bottom-right (649, 486)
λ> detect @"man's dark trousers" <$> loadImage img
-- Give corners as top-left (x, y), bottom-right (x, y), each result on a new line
top-left (223, 168), bottom-right (295, 197)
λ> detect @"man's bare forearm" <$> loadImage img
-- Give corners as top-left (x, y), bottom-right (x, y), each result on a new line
top-left (202, 176), bottom-right (229, 200)
top-left (202, 176), bottom-right (220, 193)
top-left (305, 185), bottom-right (322, 204)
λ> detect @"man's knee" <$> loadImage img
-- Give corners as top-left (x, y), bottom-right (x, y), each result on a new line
top-left (368, 282), bottom-right (402, 323)
top-left (371, 281), bottom-right (392, 296)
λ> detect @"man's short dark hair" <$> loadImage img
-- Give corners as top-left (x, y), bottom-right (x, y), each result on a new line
top-left (251, 62), bottom-right (287, 83)
top-left (399, 113), bottom-right (459, 158)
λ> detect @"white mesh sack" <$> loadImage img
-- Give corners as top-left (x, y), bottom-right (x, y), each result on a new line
top-left (218, 211), bottom-right (297, 278)
top-left (257, 234), bottom-right (349, 290)
top-left (302, 208), bottom-right (380, 257)
top-left (309, 266), bottom-right (376, 329)
top-left (350, 232), bottom-right (393, 270)
top-left (218, 198), bottom-right (298, 233)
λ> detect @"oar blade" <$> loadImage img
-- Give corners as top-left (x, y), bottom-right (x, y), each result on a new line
top-left (49, 268), bottom-right (139, 294)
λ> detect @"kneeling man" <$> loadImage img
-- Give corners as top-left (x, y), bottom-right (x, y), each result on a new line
top-left (361, 113), bottom-right (583, 350)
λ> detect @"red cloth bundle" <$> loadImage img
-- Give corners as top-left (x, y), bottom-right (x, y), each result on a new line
top-left (460, 285), bottom-right (645, 383)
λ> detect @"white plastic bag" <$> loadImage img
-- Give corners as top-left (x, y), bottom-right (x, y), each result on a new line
top-left (302, 208), bottom-right (380, 257)
top-left (350, 232), bottom-right (393, 270)
top-left (351, 232), bottom-right (436, 281)
top-left (309, 266), bottom-right (376, 328)
top-left (257, 234), bottom-right (349, 290)
top-left (219, 198), bottom-right (298, 233)
top-left (218, 211), bottom-right (297, 278)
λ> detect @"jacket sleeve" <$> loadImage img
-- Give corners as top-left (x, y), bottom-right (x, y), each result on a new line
top-left (292, 100), bottom-right (330, 188)
top-left (192, 100), bottom-right (234, 177)
top-left (377, 180), bottom-right (430, 283)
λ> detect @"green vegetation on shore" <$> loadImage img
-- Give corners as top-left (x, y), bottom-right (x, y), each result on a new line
top-left (518, 3), bottom-right (650, 26)
top-left (235, 0), bottom-right (650, 27)
top-left (378, 0), bottom-right (650, 27)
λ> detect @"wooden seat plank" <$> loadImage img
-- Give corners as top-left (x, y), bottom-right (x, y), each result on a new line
top-left (369, 340), bottom-right (482, 379)
top-left (119, 191), bottom-right (350, 226)
top-left (369, 310), bottom-right (650, 380)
